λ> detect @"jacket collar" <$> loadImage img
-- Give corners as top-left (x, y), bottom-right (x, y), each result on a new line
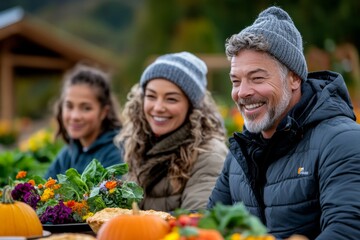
top-left (70, 128), bottom-right (120, 153)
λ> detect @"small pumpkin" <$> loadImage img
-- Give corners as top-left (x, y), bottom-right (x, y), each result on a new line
top-left (97, 202), bottom-right (170, 240)
top-left (0, 186), bottom-right (43, 237)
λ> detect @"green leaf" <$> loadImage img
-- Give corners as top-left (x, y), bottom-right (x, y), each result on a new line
top-left (105, 163), bottom-right (128, 177)
top-left (179, 226), bottom-right (199, 237)
top-left (57, 168), bottom-right (89, 201)
top-left (198, 202), bottom-right (268, 238)
top-left (81, 159), bottom-right (107, 187)
top-left (198, 217), bottom-right (218, 229)
top-left (87, 195), bottom-right (107, 212)
top-left (89, 186), bottom-right (100, 198)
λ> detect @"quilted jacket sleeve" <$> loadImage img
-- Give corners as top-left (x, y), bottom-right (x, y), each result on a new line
top-left (315, 121), bottom-right (360, 240)
top-left (181, 139), bottom-right (228, 211)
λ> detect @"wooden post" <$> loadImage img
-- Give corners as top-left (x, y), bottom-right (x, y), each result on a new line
top-left (0, 42), bottom-right (14, 120)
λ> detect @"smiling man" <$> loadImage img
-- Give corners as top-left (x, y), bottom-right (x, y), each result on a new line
top-left (208, 6), bottom-right (360, 240)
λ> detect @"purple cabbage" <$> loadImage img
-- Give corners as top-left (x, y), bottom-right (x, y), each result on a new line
top-left (40, 201), bottom-right (74, 224)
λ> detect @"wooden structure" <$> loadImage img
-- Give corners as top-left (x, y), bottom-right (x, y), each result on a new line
top-left (0, 6), bottom-right (115, 120)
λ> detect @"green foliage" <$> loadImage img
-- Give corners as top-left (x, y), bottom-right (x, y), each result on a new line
top-left (0, 129), bottom-right (64, 187)
top-left (92, 1), bottom-right (134, 29)
top-left (16, 74), bottom-right (61, 119)
top-left (56, 159), bottom-right (143, 213)
top-left (0, 133), bottom-right (17, 146)
top-left (170, 17), bottom-right (222, 53)
top-left (0, 149), bottom-right (53, 187)
top-left (198, 202), bottom-right (267, 238)
top-left (56, 159), bottom-right (128, 201)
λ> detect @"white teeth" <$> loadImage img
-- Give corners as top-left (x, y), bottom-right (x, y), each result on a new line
top-left (245, 103), bottom-right (263, 110)
top-left (153, 116), bottom-right (168, 122)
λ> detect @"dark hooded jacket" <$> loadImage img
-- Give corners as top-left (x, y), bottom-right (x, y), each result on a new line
top-left (208, 71), bottom-right (360, 240)
top-left (45, 129), bottom-right (123, 179)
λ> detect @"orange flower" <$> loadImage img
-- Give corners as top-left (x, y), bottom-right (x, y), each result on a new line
top-left (231, 108), bottom-right (244, 129)
top-left (28, 179), bottom-right (35, 186)
top-left (52, 184), bottom-right (61, 190)
top-left (72, 200), bottom-right (88, 214)
top-left (65, 200), bottom-right (76, 208)
top-left (45, 178), bottom-right (57, 188)
top-left (38, 184), bottom-right (43, 189)
top-left (354, 106), bottom-right (360, 124)
top-left (105, 180), bottom-right (117, 190)
top-left (16, 171), bottom-right (27, 179)
top-left (66, 200), bottom-right (89, 216)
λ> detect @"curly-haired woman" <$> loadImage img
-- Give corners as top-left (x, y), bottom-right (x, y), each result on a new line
top-left (116, 52), bottom-right (228, 212)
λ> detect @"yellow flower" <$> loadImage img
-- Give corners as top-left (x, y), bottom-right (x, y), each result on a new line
top-left (19, 129), bottom-right (53, 152)
top-left (162, 231), bottom-right (180, 240)
top-left (41, 188), bottom-right (54, 201)
top-left (218, 105), bottom-right (229, 119)
top-left (109, 188), bottom-right (116, 194)
top-left (245, 237), bottom-right (256, 240)
top-left (0, 120), bottom-right (10, 135)
top-left (82, 212), bottom-right (94, 221)
top-left (230, 233), bottom-right (242, 240)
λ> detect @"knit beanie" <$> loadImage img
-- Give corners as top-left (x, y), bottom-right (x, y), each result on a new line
top-left (239, 6), bottom-right (308, 81)
top-left (140, 52), bottom-right (207, 107)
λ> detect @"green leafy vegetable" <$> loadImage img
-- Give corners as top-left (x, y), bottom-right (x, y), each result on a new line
top-left (198, 202), bottom-right (267, 238)
top-left (55, 159), bottom-right (142, 213)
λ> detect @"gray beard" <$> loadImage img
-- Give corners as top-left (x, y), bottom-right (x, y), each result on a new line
top-left (241, 84), bottom-right (292, 134)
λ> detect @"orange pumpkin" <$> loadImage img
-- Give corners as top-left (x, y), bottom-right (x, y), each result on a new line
top-left (97, 202), bottom-right (170, 240)
top-left (0, 186), bottom-right (43, 237)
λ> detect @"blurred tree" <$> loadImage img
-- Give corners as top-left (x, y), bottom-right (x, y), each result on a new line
top-left (92, 1), bottom-right (133, 29)
top-left (170, 0), bottom-right (222, 53)
top-left (1, 0), bottom-right (360, 111)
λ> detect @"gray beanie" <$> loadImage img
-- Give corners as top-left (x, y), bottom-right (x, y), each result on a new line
top-left (240, 6), bottom-right (308, 81)
top-left (140, 51), bottom-right (207, 107)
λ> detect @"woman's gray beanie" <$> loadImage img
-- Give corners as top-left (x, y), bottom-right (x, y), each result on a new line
top-left (140, 51), bottom-right (207, 107)
top-left (240, 6), bottom-right (308, 81)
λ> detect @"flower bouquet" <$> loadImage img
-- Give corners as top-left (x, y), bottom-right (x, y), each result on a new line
top-left (3, 159), bottom-right (143, 224)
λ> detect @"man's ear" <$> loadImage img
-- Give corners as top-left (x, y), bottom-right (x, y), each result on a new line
top-left (289, 72), bottom-right (302, 91)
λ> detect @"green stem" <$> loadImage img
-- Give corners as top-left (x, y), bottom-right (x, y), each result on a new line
top-left (1, 186), bottom-right (15, 204)
top-left (132, 201), bottom-right (140, 215)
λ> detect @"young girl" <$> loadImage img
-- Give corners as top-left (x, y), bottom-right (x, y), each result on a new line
top-left (116, 52), bottom-right (228, 211)
top-left (45, 64), bottom-right (123, 179)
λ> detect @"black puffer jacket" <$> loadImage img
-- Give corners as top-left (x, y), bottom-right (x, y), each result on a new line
top-left (208, 71), bottom-right (360, 240)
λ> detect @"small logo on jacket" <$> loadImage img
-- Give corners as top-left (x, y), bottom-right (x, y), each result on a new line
top-left (297, 167), bottom-right (309, 175)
